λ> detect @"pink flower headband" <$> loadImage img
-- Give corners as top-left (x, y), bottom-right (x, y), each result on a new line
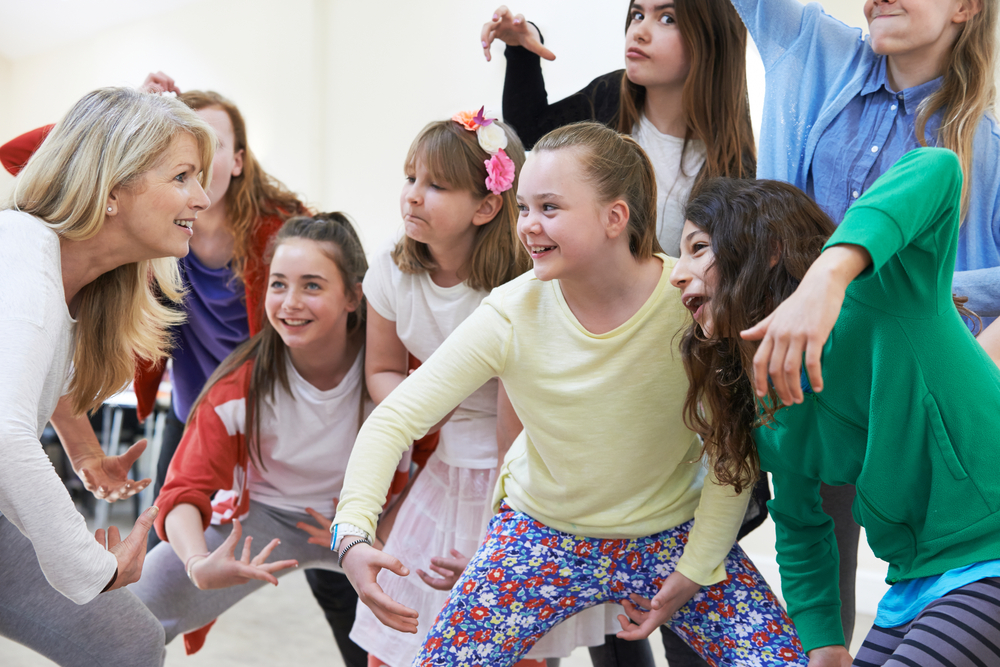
top-left (451, 107), bottom-right (515, 196)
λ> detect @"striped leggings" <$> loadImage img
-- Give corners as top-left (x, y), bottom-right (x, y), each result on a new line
top-left (853, 578), bottom-right (1000, 667)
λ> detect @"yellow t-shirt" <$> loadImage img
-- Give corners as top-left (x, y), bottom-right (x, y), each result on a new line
top-left (335, 255), bottom-right (748, 585)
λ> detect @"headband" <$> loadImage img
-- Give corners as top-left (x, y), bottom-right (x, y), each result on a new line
top-left (451, 107), bottom-right (515, 195)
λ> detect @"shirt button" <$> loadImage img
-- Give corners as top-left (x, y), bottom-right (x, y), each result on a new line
top-left (852, 191), bottom-right (860, 199)
top-left (897, 93), bottom-right (904, 100)
top-left (871, 145), bottom-right (879, 152)
top-left (890, 104), bottom-right (897, 111)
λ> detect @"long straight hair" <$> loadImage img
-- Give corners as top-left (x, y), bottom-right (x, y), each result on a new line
top-left (7, 87), bottom-right (215, 414)
top-left (616, 0), bottom-right (756, 191)
top-left (914, 0), bottom-right (996, 217)
top-left (188, 213), bottom-right (368, 471)
top-left (177, 91), bottom-right (306, 282)
top-left (392, 119), bottom-right (531, 291)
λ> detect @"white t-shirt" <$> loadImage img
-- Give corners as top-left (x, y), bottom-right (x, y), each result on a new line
top-left (363, 242), bottom-right (498, 469)
top-left (247, 351), bottom-right (374, 517)
top-left (0, 210), bottom-right (118, 604)
top-left (632, 114), bottom-right (707, 258)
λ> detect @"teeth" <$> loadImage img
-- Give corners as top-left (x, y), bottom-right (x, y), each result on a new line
top-left (283, 319), bottom-right (309, 326)
top-left (173, 220), bottom-right (192, 229)
top-left (531, 245), bottom-right (555, 253)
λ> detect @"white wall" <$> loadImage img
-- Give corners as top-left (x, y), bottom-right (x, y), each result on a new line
top-left (0, 53), bottom-right (13, 200)
top-left (0, 0), bottom-right (873, 248)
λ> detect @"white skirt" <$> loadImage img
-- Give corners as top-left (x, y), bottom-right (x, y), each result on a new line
top-left (349, 452), bottom-right (621, 665)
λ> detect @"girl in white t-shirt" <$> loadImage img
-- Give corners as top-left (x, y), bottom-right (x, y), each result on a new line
top-left (130, 214), bottom-right (389, 665)
top-left (348, 112), bottom-right (533, 667)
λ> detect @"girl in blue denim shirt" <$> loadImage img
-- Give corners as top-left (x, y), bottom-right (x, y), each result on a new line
top-left (729, 0), bottom-right (999, 661)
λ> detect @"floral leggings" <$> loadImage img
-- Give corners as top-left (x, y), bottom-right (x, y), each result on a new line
top-left (414, 505), bottom-right (807, 667)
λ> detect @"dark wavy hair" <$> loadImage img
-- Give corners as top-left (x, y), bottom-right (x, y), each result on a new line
top-left (679, 179), bottom-right (834, 493)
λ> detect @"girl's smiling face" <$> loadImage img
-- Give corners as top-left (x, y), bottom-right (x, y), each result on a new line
top-left (265, 239), bottom-right (361, 355)
top-left (515, 148), bottom-right (616, 283)
top-left (670, 220), bottom-right (718, 335)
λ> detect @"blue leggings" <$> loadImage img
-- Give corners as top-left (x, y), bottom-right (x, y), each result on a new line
top-left (415, 505), bottom-right (807, 667)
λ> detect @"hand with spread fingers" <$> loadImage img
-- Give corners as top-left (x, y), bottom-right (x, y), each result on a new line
top-left (341, 542), bottom-right (419, 633)
top-left (93, 505), bottom-right (159, 592)
top-left (76, 439), bottom-right (152, 503)
top-left (615, 570), bottom-right (701, 640)
top-left (481, 5), bottom-right (556, 62)
top-left (297, 506), bottom-right (336, 547)
top-left (416, 549), bottom-right (469, 591)
top-left (186, 518), bottom-right (298, 590)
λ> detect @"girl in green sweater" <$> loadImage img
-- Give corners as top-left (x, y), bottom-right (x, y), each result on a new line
top-left (670, 147), bottom-right (1000, 667)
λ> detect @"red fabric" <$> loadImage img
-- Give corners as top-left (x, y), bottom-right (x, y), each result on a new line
top-left (407, 354), bottom-right (440, 468)
top-left (0, 125), bottom-right (53, 176)
top-left (153, 361), bottom-right (253, 542)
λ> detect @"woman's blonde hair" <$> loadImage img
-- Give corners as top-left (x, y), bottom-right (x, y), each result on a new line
top-left (177, 90), bottom-right (305, 282)
top-left (7, 86), bottom-right (215, 414)
top-left (916, 0), bottom-right (996, 216)
top-left (533, 122), bottom-right (662, 259)
top-left (392, 119), bottom-right (531, 291)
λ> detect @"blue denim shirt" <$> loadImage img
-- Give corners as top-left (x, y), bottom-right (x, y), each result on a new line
top-left (807, 58), bottom-right (943, 227)
top-left (731, 0), bottom-right (1000, 324)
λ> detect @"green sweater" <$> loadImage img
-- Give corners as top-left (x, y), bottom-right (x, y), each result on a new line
top-left (754, 148), bottom-right (1000, 652)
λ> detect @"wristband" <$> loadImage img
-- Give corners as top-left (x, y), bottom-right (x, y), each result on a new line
top-left (338, 536), bottom-right (372, 568)
top-left (185, 552), bottom-right (210, 589)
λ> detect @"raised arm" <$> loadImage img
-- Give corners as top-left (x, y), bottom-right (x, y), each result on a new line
top-left (744, 148), bottom-right (964, 405)
top-left (485, 8), bottom-right (621, 149)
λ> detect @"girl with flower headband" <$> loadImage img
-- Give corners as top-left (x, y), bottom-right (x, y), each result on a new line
top-left (333, 121), bottom-right (808, 667)
top-left (344, 110), bottom-right (533, 667)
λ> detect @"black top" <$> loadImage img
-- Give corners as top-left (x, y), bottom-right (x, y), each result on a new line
top-left (502, 41), bottom-right (624, 149)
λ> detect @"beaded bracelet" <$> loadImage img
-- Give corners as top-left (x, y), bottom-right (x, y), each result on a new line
top-left (338, 536), bottom-right (372, 568)
top-left (185, 552), bottom-right (211, 589)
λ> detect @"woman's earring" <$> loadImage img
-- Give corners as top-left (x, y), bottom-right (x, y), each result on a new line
top-left (107, 207), bottom-right (113, 213)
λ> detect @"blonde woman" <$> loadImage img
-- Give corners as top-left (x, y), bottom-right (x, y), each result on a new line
top-left (0, 86), bottom-right (213, 666)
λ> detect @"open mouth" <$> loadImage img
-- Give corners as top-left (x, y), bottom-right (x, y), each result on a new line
top-left (682, 294), bottom-right (708, 319)
top-left (528, 245), bottom-right (556, 258)
top-left (281, 318), bottom-right (311, 327)
top-left (173, 220), bottom-right (193, 229)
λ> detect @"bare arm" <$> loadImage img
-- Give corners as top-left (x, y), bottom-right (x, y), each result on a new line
top-left (365, 308), bottom-right (409, 405)
top-left (50, 395), bottom-right (150, 502)
top-left (495, 380), bottom-right (522, 480)
top-left (164, 503), bottom-right (296, 590)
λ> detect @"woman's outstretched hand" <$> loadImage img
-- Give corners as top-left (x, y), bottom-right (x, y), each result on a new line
top-left (187, 518), bottom-right (298, 590)
top-left (740, 245), bottom-right (871, 405)
top-left (416, 549), bottom-right (469, 591)
top-left (341, 542), bottom-right (419, 633)
top-left (616, 570), bottom-right (700, 640)
top-left (481, 6), bottom-right (556, 62)
top-left (94, 505), bottom-right (159, 591)
top-left (76, 439), bottom-right (151, 502)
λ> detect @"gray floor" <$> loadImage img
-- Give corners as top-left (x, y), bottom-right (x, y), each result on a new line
top-left (0, 501), bottom-right (875, 666)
